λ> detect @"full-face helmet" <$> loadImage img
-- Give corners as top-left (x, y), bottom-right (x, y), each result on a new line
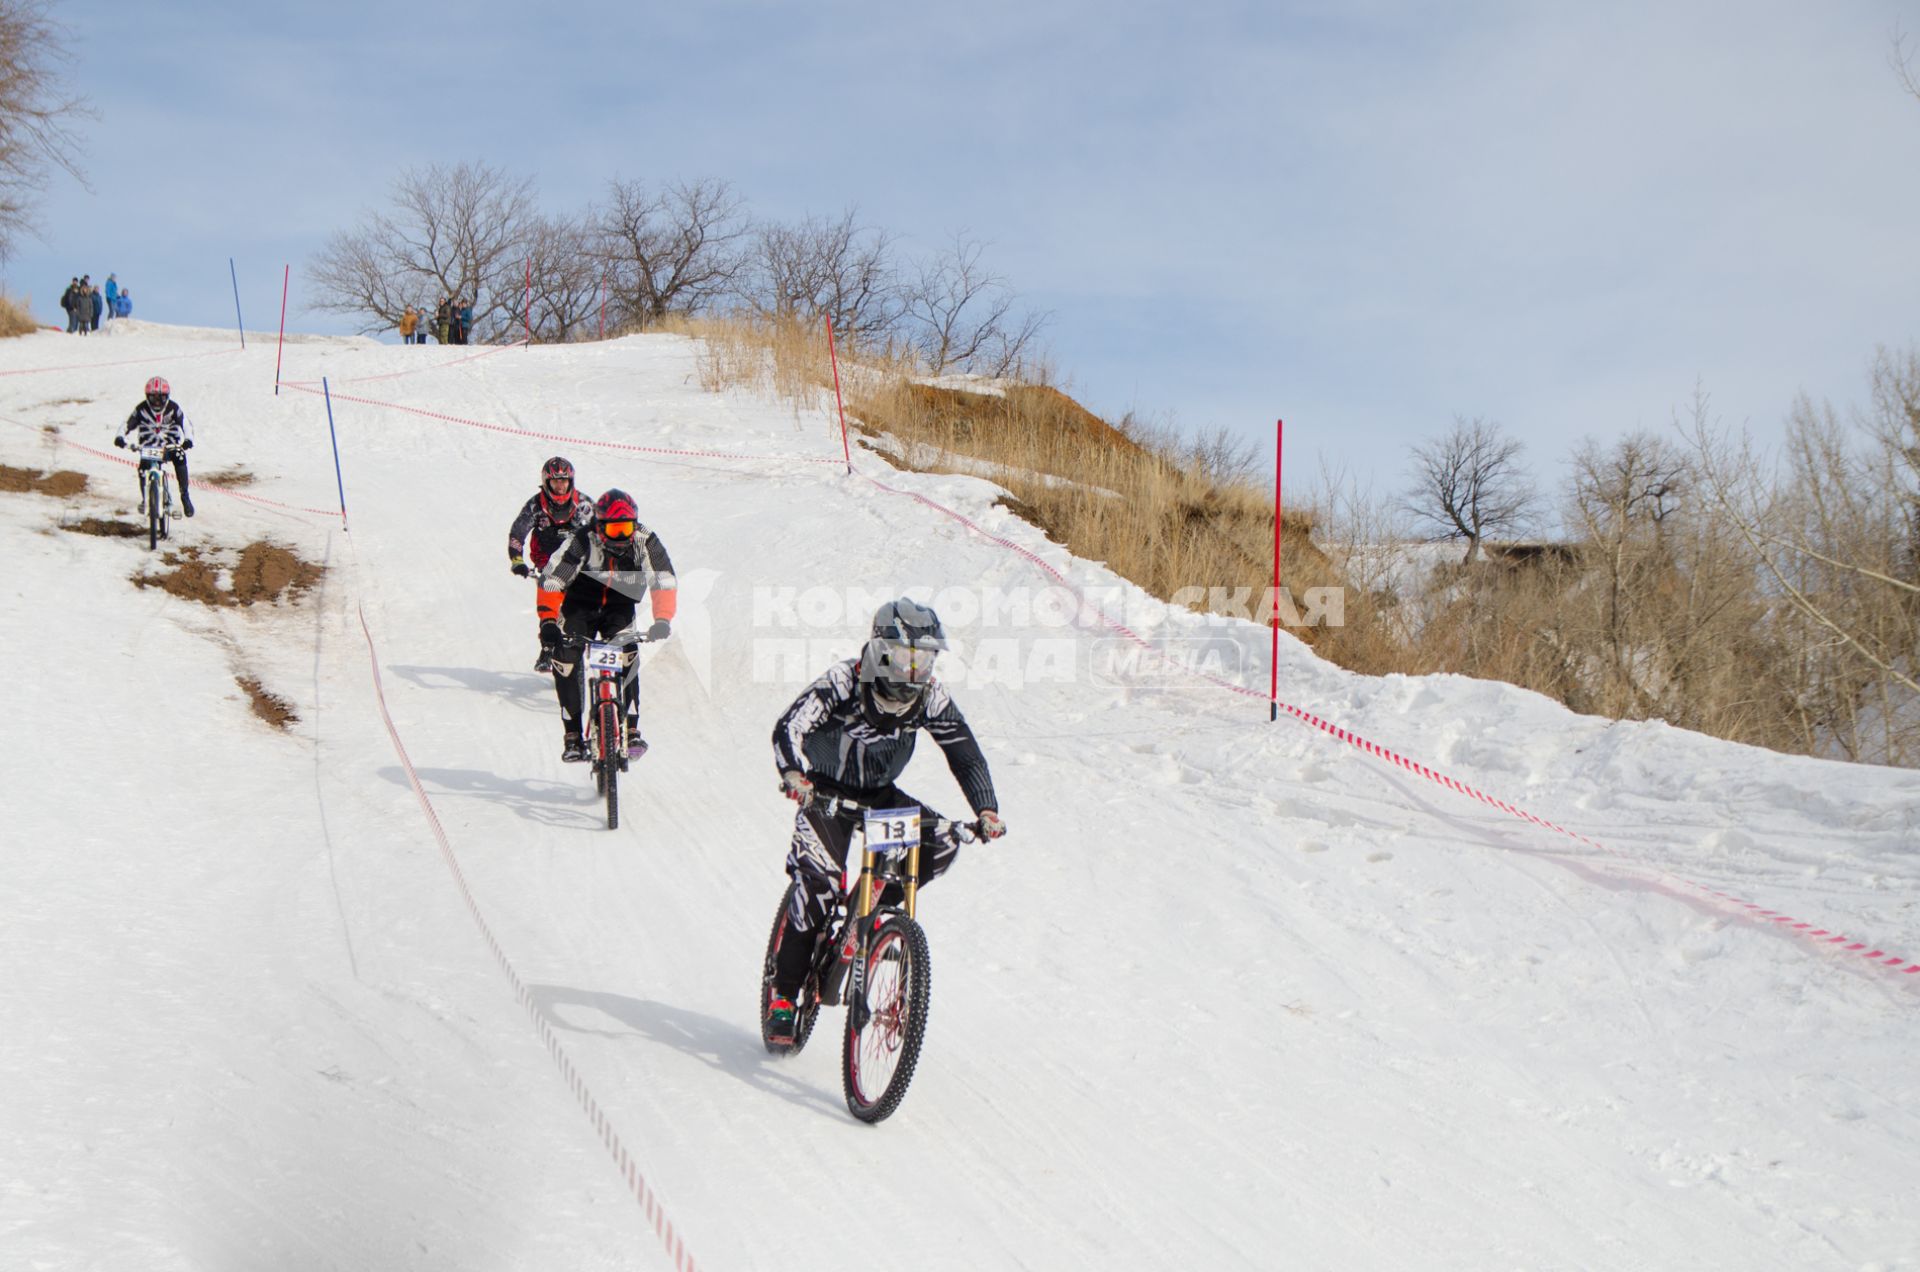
top-left (594, 488), bottom-right (640, 548)
top-left (861, 598), bottom-right (948, 716)
top-left (540, 456), bottom-right (576, 511)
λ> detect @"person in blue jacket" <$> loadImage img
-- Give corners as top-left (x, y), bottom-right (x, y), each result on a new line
top-left (103, 274), bottom-right (121, 319)
top-left (113, 290), bottom-right (132, 319)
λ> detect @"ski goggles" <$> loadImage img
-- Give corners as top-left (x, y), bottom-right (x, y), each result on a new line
top-left (879, 639), bottom-right (939, 684)
top-left (599, 518), bottom-right (637, 540)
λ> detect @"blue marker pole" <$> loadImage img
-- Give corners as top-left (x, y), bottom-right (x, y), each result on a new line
top-left (322, 377), bottom-right (349, 532)
top-left (229, 258), bottom-right (246, 348)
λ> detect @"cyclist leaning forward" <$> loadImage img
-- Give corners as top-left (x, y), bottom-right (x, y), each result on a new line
top-left (113, 376), bottom-right (195, 517)
top-left (538, 488), bottom-right (676, 764)
top-left (763, 597), bottom-right (1006, 1042)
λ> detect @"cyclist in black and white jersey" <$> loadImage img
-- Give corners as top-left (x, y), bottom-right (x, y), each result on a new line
top-left (112, 376), bottom-right (196, 517)
top-left (763, 597), bottom-right (1006, 1041)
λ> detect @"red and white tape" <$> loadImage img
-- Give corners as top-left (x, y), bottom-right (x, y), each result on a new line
top-left (354, 601), bottom-right (702, 1269)
top-left (858, 475), bottom-right (1920, 982)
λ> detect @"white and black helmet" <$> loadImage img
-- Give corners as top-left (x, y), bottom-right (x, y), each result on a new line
top-left (862, 597), bottom-right (948, 715)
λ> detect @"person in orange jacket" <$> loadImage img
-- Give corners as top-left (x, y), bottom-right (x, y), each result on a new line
top-left (537, 488), bottom-right (677, 762)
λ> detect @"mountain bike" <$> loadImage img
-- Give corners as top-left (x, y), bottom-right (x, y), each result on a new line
top-left (137, 445), bottom-right (177, 550)
top-left (566, 632), bottom-right (653, 830)
top-left (760, 793), bottom-right (985, 1123)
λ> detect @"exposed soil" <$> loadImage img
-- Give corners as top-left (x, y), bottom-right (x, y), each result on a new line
top-left (201, 465), bottom-right (257, 487)
top-left (236, 675), bottom-right (298, 730)
top-left (230, 541), bottom-right (325, 605)
top-left (133, 540), bottom-right (326, 608)
top-left (64, 517), bottom-right (146, 538)
top-left (0, 464), bottom-right (89, 496)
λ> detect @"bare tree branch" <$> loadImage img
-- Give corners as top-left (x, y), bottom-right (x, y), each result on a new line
top-left (592, 177), bottom-right (746, 330)
top-left (0, 0), bottom-right (91, 262)
top-left (1406, 416), bottom-right (1537, 562)
top-left (896, 232), bottom-right (1049, 376)
top-left (307, 161), bottom-right (536, 338)
top-left (735, 207), bottom-right (898, 345)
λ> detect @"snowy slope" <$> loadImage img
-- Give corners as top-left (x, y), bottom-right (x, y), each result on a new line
top-left (1, 323), bottom-right (1915, 1272)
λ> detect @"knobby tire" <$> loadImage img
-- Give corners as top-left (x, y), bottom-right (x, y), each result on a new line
top-left (842, 913), bottom-right (932, 1124)
top-left (599, 698), bottom-right (620, 830)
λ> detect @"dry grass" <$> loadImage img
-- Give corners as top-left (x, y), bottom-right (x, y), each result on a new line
top-left (0, 293), bottom-right (38, 337)
top-left (670, 314), bottom-right (1346, 637)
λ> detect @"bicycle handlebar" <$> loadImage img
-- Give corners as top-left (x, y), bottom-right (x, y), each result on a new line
top-left (791, 789), bottom-right (988, 844)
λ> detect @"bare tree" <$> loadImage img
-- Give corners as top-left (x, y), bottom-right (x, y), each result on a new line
top-left (1892, 23), bottom-right (1920, 103)
top-left (1406, 417), bottom-right (1537, 562)
top-left (736, 207), bottom-right (898, 344)
top-left (592, 177), bottom-right (746, 331)
top-left (0, 0), bottom-right (90, 262)
top-left (525, 213), bottom-right (601, 342)
top-left (1564, 431), bottom-right (1697, 715)
top-left (897, 232), bottom-right (1050, 376)
top-left (308, 161), bottom-right (536, 339)
top-left (1682, 369), bottom-right (1920, 763)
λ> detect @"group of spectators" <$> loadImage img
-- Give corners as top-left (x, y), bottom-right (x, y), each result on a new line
top-left (396, 296), bottom-right (476, 345)
top-left (60, 273), bottom-right (132, 333)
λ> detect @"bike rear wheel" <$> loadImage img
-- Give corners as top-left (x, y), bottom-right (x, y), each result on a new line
top-left (598, 698), bottom-right (620, 829)
top-left (842, 913), bottom-right (932, 1123)
top-left (760, 884), bottom-right (823, 1056)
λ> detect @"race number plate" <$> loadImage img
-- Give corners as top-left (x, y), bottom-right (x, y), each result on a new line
top-left (138, 445), bottom-right (168, 462)
top-left (585, 642), bottom-right (624, 673)
top-left (864, 808), bottom-right (921, 857)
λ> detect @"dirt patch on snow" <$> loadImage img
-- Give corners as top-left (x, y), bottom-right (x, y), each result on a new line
top-left (134, 540), bottom-right (325, 608)
top-left (201, 465), bottom-right (257, 487)
top-left (64, 517), bottom-right (146, 538)
top-left (230, 542), bottom-right (325, 605)
top-left (236, 675), bottom-right (298, 730)
top-left (0, 464), bottom-right (89, 496)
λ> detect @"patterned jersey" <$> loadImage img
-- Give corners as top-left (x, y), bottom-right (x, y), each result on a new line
top-left (772, 657), bottom-right (998, 816)
top-left (507, 490), bottom-right (593, 570)
top-left (120, 399), bottom-right (193, 452)
top-left (539, 521), bottom-right (677, 616)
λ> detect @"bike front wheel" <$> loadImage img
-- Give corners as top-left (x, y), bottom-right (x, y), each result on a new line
top-left (146, 472), bottom-right (160, 550)
top-left (598, 699), bottom-right (620, 829)
top-left (842, 913), bottom-right (932, 1124)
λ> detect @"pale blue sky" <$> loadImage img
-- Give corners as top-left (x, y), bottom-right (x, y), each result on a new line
top-left (12, 0), bottom-right (1920, 500)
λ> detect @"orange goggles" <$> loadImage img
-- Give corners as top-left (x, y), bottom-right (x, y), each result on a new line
top-left (599, 519), bottom-right (637, 540)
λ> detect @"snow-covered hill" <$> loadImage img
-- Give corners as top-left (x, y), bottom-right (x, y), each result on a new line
top-left (2, 323), bottom-right (1915, 1271)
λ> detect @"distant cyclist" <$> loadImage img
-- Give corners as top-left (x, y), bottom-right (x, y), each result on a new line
top-left (508, 456), bottom-right (593, 671)
top-left (762, 598), bottom-right (1005, 1043)
top-left (112, 376), bottom-right (195, 517)
top-left (538, 488), bottom-right (677, 763)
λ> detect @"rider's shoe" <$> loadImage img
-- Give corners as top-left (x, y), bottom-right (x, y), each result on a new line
top-left (533, 648), bottom-right (552, 673)
top-left (561, 733), bottom-right (588, 763)
top-left (625, 723), bottom-right (647, 759)
top-left (181, 493), bottom-right (195, 518)
top-left (765, 990), bottom-right (798, 1043)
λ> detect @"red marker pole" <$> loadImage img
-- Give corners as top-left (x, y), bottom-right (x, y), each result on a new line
top-left (274, 265), bottom-right (290, 395)
top-left (825, 314), bottom-right (852, 474)
top-left (1270, 418), bottom-right (1283, 722)
top-left (524, 258), bottom-right (532, 345)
